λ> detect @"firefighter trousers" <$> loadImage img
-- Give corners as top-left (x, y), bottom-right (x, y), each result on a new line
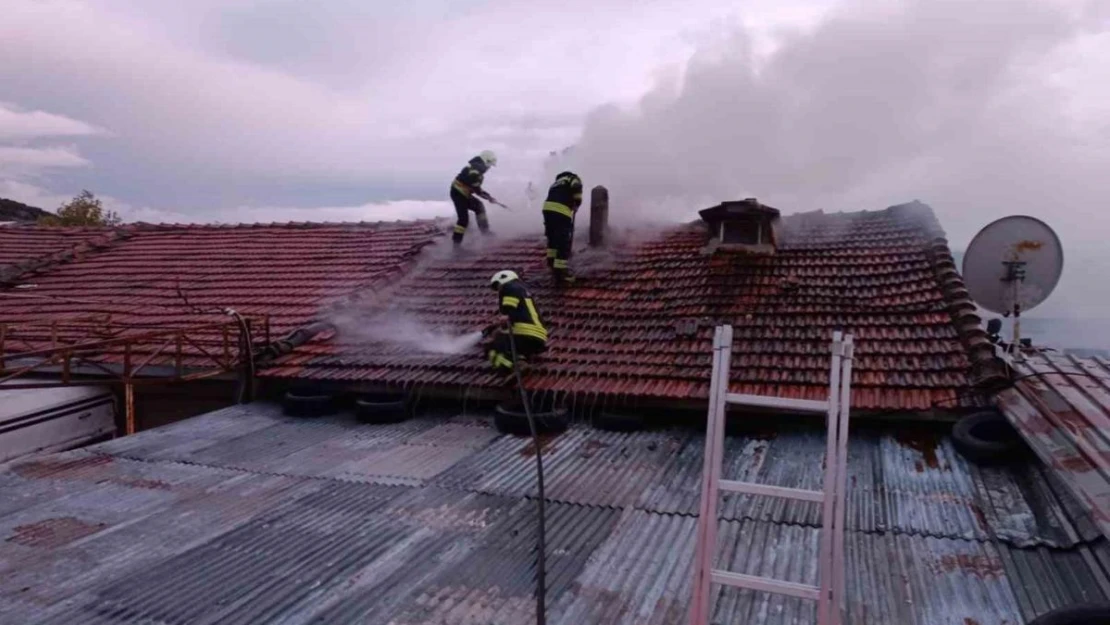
top-left (487, 331), bottom-right (546, 372)
top-left (450, 187), bottom-right (489, 244)
top-left (543, 210), bottom-right (573, 276)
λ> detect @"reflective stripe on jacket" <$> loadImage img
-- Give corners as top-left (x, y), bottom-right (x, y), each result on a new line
top-left (499, 280), bottom-right (547, 343)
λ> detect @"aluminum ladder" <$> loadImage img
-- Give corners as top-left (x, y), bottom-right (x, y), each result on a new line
top-left (687, 325), bottom-right (854, 625)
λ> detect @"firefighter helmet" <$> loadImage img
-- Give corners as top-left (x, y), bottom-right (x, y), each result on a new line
top-left (490, 270), bottom-right (518, 290)
top-left (479, 150), bottom-right (498, 167)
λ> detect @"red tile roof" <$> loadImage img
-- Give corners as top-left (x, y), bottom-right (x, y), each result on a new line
top-left (0, 221), bottom-right (444, 367)
top-left (0, 225), bottom-right (120, 278)
top-left (264, 202), bottom-right (992, 411)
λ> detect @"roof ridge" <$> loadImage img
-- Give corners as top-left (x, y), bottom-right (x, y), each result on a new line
top-left (123, 218), bottom-right (446, 231)
top-left (920, 228), bottom-right (1008, 389)
top-left (0, 227), bottom-right (133, 287)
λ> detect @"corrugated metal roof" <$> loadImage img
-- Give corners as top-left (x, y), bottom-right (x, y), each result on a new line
top-left (1, 402), bottom-right (1107, 624)
top-left (437, 422), bottom-right (1093, 547)
top-left (996, 351), bottom-right (1110, 540)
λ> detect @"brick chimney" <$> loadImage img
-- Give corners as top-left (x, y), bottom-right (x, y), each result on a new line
top-left (589, 185), bottom-right (609, 247)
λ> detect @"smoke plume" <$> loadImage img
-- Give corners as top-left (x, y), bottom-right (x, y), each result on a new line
top-left (542, 0), bottom-right (1110, 318)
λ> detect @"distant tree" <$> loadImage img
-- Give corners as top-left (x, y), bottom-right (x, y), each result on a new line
top-left (38, 190), bottom-right (122, 227)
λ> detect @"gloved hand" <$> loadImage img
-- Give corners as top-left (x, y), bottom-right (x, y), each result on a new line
top-left (480, 322), bottom-right (500, 338)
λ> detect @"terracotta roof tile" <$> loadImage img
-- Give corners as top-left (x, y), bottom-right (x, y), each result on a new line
top-left (0, 221), bottom-right (445, 368)
top-left (264, 203), bottom-right (991, 411)
top-left (0, 225), bottom-right (116, 268)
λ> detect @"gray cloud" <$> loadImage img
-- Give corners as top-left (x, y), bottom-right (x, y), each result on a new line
top-left (0, 103), bottom-right (106, 140)
top-left (0, 0), bottom-right (813, 210)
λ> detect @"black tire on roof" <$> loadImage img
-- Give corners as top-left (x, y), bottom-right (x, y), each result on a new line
top-left (951, 411), bottom-right (1024, 465)
top-left (355, 396), bottom-right (409, 424)
top-left (494, 403), bottom-right (569, 436)
top-left (593, 411), bottom-right (645, 432)
top-left (1026, 603), bottom-right (1110, 624)
top-left (282, 390), bottom-right (338, 418)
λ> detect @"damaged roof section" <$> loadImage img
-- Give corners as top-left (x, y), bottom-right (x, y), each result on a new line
top-left (267, 202), bottom-right (997, 412)
top-left (0, 403), bottom-right (1107, 624)
top-left (0, 225), bottom-right (129, 286)
top-left (995, 351), bottom-right (1110, 540)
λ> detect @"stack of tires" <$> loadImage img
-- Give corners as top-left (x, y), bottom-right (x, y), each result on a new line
top-left (280, 387), bottom-right (410, 423)
top-left (493, 402), bottom-right (569, 436)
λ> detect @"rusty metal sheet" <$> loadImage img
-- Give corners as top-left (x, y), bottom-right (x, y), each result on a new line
top-left (996, 352), bottom-right (1110, 539)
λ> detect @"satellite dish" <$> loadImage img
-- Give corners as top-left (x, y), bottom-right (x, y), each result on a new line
top-left (962, 215), bottom-right (1063, 355)
top-left (963, 216), bottom-right (1063, 314)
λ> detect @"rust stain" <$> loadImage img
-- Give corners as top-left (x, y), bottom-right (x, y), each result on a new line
top-left (12, 455), bottom-right (112, 480)
top-left (1056, 454), bottom-right (1093, 472)
top-left (519, 435), bottom-right (558, 458)
top-left (894, 430), bottom-right (942, 470)
top-left (969, 503), bottom-right (989, 531)
top-left (965, 619), bottom-right (981, 625)
top-left (749, 429), bottom-right (778, 441)
top-left (110, 477), bottom-right (172, 490)
top-left (1013, 240), bottom-right (1043, 253)
top-left (934, 554), bottom-right (1004, 579)
top-left (579, 438), bottom-right (611, 459)
top-left (6, 517), bottom-right (106, 548)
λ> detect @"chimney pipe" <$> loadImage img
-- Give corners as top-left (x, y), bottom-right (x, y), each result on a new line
top-left (589, 185), bottom-right (608, 247)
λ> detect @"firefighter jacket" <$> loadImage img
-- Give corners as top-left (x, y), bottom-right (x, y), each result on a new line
top-left (452, 157), bottom-right (488, 197)
top-left (499, 280), bottom-right (548, 343)
top-left (542, 172), bottom-right (583, 218)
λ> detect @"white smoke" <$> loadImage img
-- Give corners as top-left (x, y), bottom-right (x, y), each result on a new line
top-left (331, 311), bottom-right (486, 355)
top-left (536, 0), bottom-right (1110, 318)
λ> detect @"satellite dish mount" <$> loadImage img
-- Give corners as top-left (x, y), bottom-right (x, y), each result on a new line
top-left (1001, 259), bottom-right (1027, 345)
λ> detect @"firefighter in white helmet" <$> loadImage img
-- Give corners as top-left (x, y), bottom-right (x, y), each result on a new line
top-left (482, 270), bottom-right (548, 372)
top-left (450, 150), bottom-right (498, 246)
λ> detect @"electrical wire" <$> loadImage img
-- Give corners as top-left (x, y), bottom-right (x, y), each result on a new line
top-left (507, 328), bottom-right (547, 625)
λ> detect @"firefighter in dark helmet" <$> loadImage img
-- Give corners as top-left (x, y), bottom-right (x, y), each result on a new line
top-left (482, 270), bottom-right (548, 372)
top-left (450, 150), bottom-right (498, 246)
top-left (542, 171), bottom-right (582, 284)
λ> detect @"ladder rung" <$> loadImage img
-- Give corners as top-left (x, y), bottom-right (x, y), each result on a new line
top-left (718, 479), bottom-right (824, 503)
top-left (710, 569), bottom-right (821, 600)
top-left (725, 393), bottom-right (829, 414)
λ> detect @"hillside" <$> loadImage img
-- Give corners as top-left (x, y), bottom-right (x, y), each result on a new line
top-left (0, 198), bottom-right (50, 223)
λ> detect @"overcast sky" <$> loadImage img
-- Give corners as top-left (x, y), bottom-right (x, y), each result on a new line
top-left (2, 0), bottom-right (1109, 317)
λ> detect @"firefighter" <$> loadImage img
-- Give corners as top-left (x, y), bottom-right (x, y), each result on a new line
top-left (542, 171), bottom-right (582, 284)
top-left (450, 150), bottom-right (498, 246)
top-left (483, 270), bottom-right (548, 373)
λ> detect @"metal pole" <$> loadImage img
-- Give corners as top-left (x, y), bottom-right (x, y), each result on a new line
top-left (124, 382), bottom-right (135, 435)
top-left (175, 332), bottom-right (184, 377)
top-left (1012, 280), bottom-right (1023, 362)
top-left (222, 325), bottom-right (230, 366)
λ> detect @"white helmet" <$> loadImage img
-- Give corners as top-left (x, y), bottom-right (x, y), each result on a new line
top-left (479, 150), bottom-right (498, 167)
top-left (490, 270), bottom-right (518, 289)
